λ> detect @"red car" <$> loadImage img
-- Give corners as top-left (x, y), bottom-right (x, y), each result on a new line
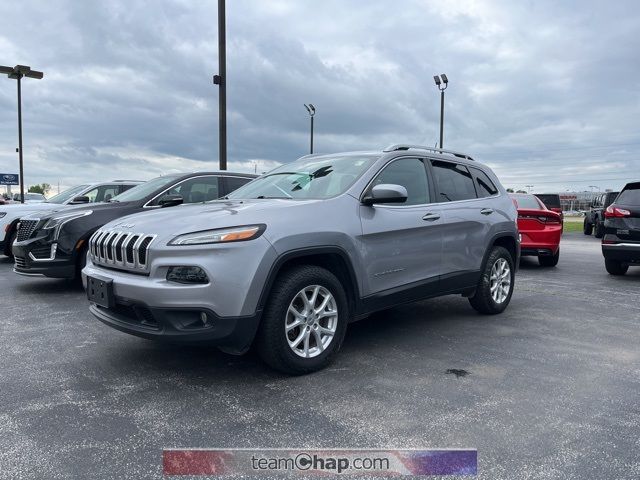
top-left (510, 193), bottom-right (562, 267)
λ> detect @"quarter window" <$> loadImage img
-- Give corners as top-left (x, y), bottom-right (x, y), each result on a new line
top-left (471, 167), bottom-right (498, 198)
top-left (369, 158), bottom-right (430, 206)
top-left (431, 160), bottom-right (477, 202)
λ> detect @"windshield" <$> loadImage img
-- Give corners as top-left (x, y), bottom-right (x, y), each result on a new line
top-left (110, 175), bottom-right (182, 203)
top-left (511, 194), bottom-right (544, 210)
top-left (227, 154), bottom-right (380, 200)
top-left (45, 184), bottom-right (90, 204)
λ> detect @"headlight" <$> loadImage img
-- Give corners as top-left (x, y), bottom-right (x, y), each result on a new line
top-left (0, 212), bottom-right (6, 218)
top-left (169, 224), bottom-right (265, 246)
top-left (43, 210), bottom-right (93, 238)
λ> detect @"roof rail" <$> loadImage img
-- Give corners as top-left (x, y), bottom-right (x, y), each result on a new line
top-left (383, 144), bottom-right (474, 161)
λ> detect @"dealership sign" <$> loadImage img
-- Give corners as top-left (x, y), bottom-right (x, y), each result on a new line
top-left (0, 174), bottom-right (19, 185)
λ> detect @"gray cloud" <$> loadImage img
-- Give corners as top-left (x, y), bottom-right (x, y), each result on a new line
top-left (0, 0), bottom-right (639, 194)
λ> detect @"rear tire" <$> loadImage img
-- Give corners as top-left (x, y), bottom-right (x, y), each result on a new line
top-left (469, 246), bottom-right (515, 315)
top-left (605, 259), bottom-right (628, 276)
top-left (255, 265), bottom-right (349, 374)
top-left (583, 220), bottom-right (593, 235)
top-left (594, 220), bottom-right (605, 238)
top-left (539, 249), bottom-right (560, 267)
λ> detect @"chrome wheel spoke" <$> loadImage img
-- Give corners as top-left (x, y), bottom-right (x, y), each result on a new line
top-left (286, 285), bottom-right (338, 359)
top-left (489, 258), bottom-right (511, 304)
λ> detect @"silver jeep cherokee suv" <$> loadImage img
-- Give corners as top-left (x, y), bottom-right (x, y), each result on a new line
top-left (83, 145), bottom-right (519, 374)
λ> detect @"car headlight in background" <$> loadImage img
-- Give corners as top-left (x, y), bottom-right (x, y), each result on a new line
top-left (43, 210), bottom-right (93, 238)
top-left (168, 224), bottom-right (265, 246)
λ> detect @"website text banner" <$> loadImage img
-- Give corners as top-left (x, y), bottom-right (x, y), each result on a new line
top-left (163, 448), bottom-right (477, 477)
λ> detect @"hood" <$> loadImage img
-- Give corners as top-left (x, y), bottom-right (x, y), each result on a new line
top-left (36, 200), bottom-right (133, 220)
top-left (103, 199), bottom-right (319, 239)
top-left (0, 202), bottom-right (66, 216)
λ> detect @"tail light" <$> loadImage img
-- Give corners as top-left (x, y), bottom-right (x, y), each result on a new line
top-left (518, 214), bottom-right (561, 225)
top-left (604, 205), bottom-right (631, 218)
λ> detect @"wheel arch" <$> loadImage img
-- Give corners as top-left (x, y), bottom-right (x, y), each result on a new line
top-left (257, 246), bottom-right (361, 318)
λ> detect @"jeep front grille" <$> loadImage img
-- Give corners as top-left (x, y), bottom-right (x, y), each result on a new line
top-left (17, 219), bottom-right (39, 242)
top-left (89, 229), bottom-right (156, 272)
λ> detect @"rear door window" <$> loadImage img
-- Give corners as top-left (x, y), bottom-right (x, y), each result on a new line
top-left (431, 160), bottom-right (477, 202)
top-left (470, 167), bottom-right (498, 198)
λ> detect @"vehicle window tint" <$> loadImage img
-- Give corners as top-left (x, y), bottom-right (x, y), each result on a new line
top-left (84, 185), bottom-right (120, 203)
top-left (370, 158), bottom-right (429, 205)
top-left (225, 176), bottom-right (252, 195)
top-left (616, 185), bottom-right (640, 206)
top-left (161, 176), bottom-right (221, 204)
top-left (431, 160), bottom-right (477, 202)
top-left (511, 195), bottom-right (543, 209)
top-left (471, 167), bottom-right (498, 198)
top-left (118, 184), bottom-right (137, 194)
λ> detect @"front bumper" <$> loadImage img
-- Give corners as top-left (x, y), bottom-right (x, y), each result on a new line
top-left (12, 239), bottom-right (76, 278)
top-left (89, 302), bottom-right (261, 353)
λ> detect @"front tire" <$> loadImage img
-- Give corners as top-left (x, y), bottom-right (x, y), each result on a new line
top-left (539, 249), bottom-right (560, 267)
top-left (469, 246), bottom-right (515, 315)
top-left (5, 229), bottom-right (17, 259)
top-left (605, 259), bottom-right (628, 276)
top-left (256, 265), bottom-right (349, 374)
top-left (583, 220), bottom-right (593, 235)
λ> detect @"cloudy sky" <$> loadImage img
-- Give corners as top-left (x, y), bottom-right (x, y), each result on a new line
top-left (1, 0), bottom-right (639, 194)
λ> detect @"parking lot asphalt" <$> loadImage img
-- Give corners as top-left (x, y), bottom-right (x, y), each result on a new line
top-left (1, 232), bottom-right (639, 479)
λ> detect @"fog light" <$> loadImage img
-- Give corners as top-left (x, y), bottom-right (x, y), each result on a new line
top-left (166, 266), bottom-right (209, 284)
top-left (200, 312), bottom-right (211, 327)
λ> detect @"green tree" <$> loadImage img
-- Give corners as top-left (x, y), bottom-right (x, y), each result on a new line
top-left (28, 183), bottom-right (51, 195)
top-left (506, 188), bottom-right (514, 193)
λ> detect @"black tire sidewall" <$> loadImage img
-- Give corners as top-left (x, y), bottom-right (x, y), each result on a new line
top-left (257, 266), bottom-right (349, 374)
top-left (470, 246), bottom-right (515, 314)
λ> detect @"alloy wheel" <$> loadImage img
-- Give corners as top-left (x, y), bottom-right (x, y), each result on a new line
top-left (285, 285), bottom-right (338, 358)
top-left (490, 258), bottom-right (511, 304)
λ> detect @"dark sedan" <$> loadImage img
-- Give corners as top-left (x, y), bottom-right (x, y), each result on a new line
top-left (12, 171), bottom-right (256, 279)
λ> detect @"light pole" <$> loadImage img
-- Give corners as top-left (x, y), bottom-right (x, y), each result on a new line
top-left (525, 185), bottom-right (534, 193)
top-left (433, 73), bottom-right (448, 149)
top-left (212, 0), bottom-right (227, 170)
top-left (0, 64), bottom-right (44, 204)
top-left (304, 104), bottom-right (316, 154)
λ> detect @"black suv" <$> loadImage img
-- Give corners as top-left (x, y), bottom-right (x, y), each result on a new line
top-left (12, 172), bottom-right (256, 279)
top-left (601, 182), bottom-right (640, 275)
top-left (584, 191), bottom-right (620, 238)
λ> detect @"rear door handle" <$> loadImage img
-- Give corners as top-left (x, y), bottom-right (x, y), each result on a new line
top-left (422, 213), bottom-right (441, 222)
top-left (480, 208), bottom-right (494, 215)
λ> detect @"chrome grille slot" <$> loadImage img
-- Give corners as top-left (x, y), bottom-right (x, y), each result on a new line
top-left (90, 229), bottom-right (156, 273)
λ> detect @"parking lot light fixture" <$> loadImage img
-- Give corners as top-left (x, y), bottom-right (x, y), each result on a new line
top-left (1, 64), bottom-right (44, 204)
top-left (433, 74), bottom-right (448, 149)
top-left (304, 104), bottom-right (316, 154)
top-left (526, 185), bottom-right (534, 193)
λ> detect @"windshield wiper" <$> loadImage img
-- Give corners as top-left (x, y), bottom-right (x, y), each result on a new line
top-left (255, 195), bottom-right (291, 199)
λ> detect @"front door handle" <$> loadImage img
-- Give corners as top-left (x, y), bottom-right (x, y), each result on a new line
top-left (422, 213), bottom-right (441, 222)
top-left (480, 208), bottom-right (494, 215)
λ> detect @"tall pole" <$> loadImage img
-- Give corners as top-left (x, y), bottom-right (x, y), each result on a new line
top-left (218, 0), bottom-right (227, 170)
top-left (17, 75), bottom-right (24, 204)
top-left (439, 89), bottom-right (444, 149)
top-left (310, 115), bottom-right (314, 154)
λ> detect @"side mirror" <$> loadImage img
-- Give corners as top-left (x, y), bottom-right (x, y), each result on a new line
top-left (362, 184), bottom-right (408, 205)
top-left (70, 196), bottom-right (90, 204)
top-left (159, 194), bottom-right (184, 208)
